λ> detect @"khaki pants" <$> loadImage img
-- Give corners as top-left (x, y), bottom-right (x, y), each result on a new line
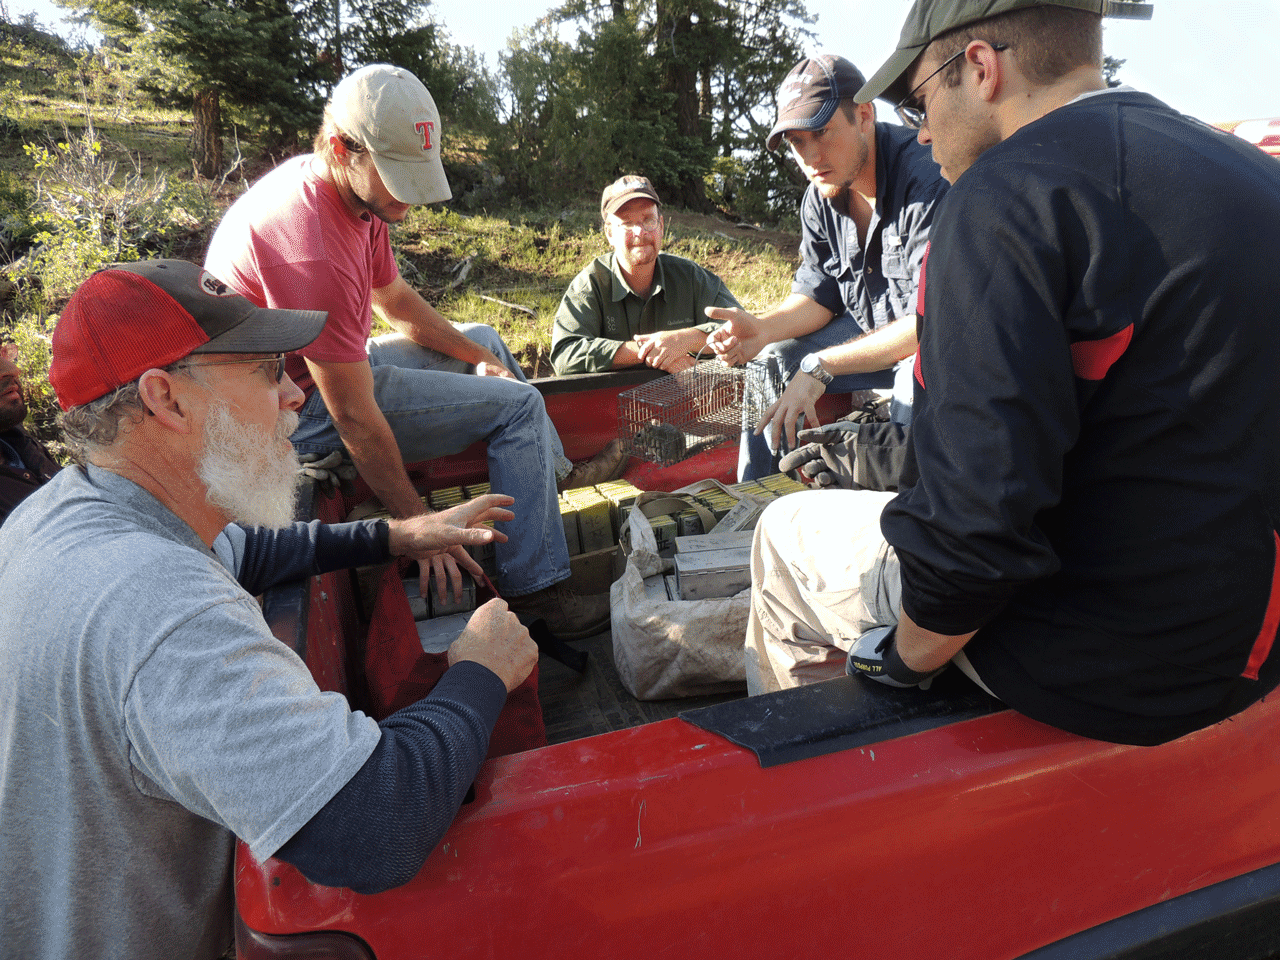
top-left (746, 490), bottom-right (999, 698)
top-left (746, 490), bottom-right (900, 694)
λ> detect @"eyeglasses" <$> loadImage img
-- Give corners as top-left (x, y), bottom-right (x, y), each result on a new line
top-left (177, 354), bottom-right (287, 384)
top-left (896, 42), bottom-right (1008, 130)
top-left (609, 214), bottom-right (661, 234)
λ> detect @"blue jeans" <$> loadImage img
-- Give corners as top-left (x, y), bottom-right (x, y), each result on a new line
top-left (291, 325), bottom-right (572, 597)
top-left (738, 314), bottom-right (914, 481)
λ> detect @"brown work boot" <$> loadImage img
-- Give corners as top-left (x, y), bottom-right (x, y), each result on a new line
top-left (507, 582), bottom-right (611, 640)
top-left (557, 438), bottom-right (629, 493)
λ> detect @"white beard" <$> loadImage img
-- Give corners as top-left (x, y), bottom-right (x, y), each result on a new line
top-left (198, 401), bottom-right (301, 530)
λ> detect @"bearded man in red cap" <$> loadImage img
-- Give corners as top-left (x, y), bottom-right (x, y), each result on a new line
top-left (0, 260), bottom-right (538, 960)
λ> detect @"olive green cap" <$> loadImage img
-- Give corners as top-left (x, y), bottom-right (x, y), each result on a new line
top-left (856, 0), bottom-right (1152, 106)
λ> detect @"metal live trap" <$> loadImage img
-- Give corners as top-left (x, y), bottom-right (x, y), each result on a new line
top-left (619, 357), bottom-right (783, 466)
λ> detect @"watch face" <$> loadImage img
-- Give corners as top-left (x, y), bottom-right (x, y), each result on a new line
top-left (801, 355), bottom-right (830, 382)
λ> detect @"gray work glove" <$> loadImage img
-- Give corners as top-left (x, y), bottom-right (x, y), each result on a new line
top-left (298, 450), bottom-right (358, 500)
top-left (777, 422), bottom-right (861, 489)
top-left (844, 390), bottom-right (892, 423)
top-left (845, 624), bottom-right (943, 690)
top-left (778, 420), bottom-right (910, 491)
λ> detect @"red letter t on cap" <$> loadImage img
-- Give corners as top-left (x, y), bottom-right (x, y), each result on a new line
top-left (415, 121), bottom-right (435, 151)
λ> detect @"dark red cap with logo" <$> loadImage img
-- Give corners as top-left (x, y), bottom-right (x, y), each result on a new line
top-left (50, 259), bottom-right (327, 410)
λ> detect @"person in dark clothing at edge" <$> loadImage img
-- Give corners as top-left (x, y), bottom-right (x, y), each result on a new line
top-left (0, 342), bottom-right (60, 523)
top-left (746, 0), bottom-right (1280, 747)
top-left (0, 260), bottom-right (538, 960)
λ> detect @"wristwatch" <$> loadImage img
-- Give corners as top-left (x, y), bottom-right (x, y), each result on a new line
top-left (799, 353), bottom-right (834, 386)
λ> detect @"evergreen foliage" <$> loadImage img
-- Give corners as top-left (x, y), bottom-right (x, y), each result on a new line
top-left (78, 0), bottom-right (319, 175)
top-left (498, 0), bottom-right (814, 218)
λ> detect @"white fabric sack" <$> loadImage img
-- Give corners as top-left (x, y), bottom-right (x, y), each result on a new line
top-left (610, 490), bottom-right (749, 700)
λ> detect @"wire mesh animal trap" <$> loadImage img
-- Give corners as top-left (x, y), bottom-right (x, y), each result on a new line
top-left (619, 358), bottom-right (782, 466)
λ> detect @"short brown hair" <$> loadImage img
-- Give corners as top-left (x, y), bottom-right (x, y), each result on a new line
top-left (933, 5), bottom-right (1102, 89)
top-left (311, 109), bottom-right (367, 166)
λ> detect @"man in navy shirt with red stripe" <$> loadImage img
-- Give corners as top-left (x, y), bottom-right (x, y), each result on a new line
top-left (747, 0), bottom-right (1280, 745)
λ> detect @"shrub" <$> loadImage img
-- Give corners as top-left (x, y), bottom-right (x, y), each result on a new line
top-left (3, 310), bottom-right (60, 453)
top-left (2, 118), bottom-right (225, 454)
top-left (11, 120), bottom-right (219, 306)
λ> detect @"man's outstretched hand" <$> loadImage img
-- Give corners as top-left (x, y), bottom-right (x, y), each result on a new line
top-left (705, 307), bottom-right (766, 367)
top-left (757, 371), bottom-right (828, 453)
top-left (388, 494), bottom-right (515, 606)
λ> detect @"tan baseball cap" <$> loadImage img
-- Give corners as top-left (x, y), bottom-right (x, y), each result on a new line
top-left (856, 0), bottom-right (1153, 106)
top-left (329, 64), bottom-right (452, 205)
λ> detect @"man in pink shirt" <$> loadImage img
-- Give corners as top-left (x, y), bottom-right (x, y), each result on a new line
top-left (206, 64), bottom-right (623, 638)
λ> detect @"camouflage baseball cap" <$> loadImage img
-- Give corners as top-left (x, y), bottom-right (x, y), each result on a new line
top-left (856, 0), bottom-right (1153, 106)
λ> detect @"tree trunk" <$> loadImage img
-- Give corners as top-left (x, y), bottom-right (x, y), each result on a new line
top-left (664, 11), bottom-right (710, 211)
top-left (191, 88), bottom-right (222, 180)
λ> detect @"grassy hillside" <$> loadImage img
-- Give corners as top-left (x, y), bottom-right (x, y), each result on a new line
top-left (0, 23), bottom-right (800, 451)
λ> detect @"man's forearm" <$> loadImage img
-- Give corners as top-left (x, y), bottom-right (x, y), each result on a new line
top-left (895, 608), bottom-right (976, 674)
top-left (376, 279), bottom-right (492, 366)
top-left (818, 316), bottom-right (918, 376)
top-left (274, 662), bottom-right (507, 894)
top-left (383, 301), bottom-right (488, 364)
top-left (756, 293), bottom-right (838, 346)
top-left (229, 521), bottom-right (390, 594)
top-left (608, 340), bottom-right (644, 369)
top-left (614, 328), bottom-right (707, 368)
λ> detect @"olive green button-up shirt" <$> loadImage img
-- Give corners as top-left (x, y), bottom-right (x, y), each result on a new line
top-left (550, 252), bottom-right (740, 375)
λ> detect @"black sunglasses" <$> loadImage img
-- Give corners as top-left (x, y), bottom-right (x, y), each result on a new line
top-left (896, 42), bottom-right (1009, 130)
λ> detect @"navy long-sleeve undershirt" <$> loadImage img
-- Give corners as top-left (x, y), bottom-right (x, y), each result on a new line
top-left (274, 661), bottom-right (507, 893)
top-left (223, 520), bottom-right (510, 893)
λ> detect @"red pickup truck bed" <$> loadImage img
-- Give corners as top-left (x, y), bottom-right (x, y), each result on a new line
top-left (236, 369), bottom-right (1280, 960)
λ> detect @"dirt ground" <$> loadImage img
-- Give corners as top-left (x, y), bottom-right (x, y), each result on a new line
top-left (664, 211), bottom-right (801, 262)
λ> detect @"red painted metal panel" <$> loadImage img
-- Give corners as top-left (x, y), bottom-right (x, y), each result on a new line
top-left (292, 490), bottom-right (363, 696)
top-left (237, 691), bottom-right (1280, 960)
top-left (333, 373), bottom-right (855, 509)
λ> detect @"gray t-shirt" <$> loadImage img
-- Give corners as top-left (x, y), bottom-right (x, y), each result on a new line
top-left (0, 465), bottom-right (380, 960)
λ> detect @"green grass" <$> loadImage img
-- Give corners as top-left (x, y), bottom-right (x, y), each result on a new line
top-left (381, 204), bottom-right (797, 376)
top-left (0, 24), bottom-right (799, 438)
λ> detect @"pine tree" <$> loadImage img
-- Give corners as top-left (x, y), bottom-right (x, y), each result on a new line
top-left (77, 0), bottom-right (320, 177)
top-left (503, 0), bottom-right (813, 214)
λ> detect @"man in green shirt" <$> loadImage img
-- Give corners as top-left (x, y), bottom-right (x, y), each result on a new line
top-left (550, 176), bottom-right (741, 376)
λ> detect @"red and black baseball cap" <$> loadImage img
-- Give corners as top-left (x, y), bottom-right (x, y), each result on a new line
top-left (766, 55), bottom-right (867, 152)
top-left (50, 259), bottom-right (327, 410)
